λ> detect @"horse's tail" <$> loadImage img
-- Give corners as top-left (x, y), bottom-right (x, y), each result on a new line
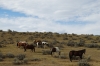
top-left (69, 51), bottom-right (72, 62)
top-left (59, 51), bottom-right (61, 55)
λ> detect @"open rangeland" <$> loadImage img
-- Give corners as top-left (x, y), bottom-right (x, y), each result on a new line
top-left (0, 43), bottom-right (100, 66)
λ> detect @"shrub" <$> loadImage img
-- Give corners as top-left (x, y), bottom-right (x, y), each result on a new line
top-left (85, 44), bottom-right (99, 48)
top-left (42, 50), bottom-right (51, 55)
top-left (16, 54), bottom-right (25, 60)
top-left (78, 59), bottom-right (90, 66)
top-left (67, 40), bottom-right (75, 46)
top-left (13, 58), bottom-right (22, 65)
top-left (6, 53), bottom-right (15, 58)
top-left (0, 52), bottom-right (5, 58)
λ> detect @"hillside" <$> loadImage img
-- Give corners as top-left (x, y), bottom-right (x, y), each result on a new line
top-left (0, 30), bottom-right (100, 66)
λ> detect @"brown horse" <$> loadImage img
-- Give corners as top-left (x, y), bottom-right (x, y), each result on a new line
top-left (69, 49), bottom-right (86, 62)
top-left (17, 41), bottom-right (27, 48)
top-left (34, 40), bottom-right (42, 48)
top-left (23, 44), bottom-right (35, 52)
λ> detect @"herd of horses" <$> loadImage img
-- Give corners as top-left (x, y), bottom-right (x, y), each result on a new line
top-left (17, 40), bottom-right (86, 62)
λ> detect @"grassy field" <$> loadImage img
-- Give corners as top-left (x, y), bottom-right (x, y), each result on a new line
top-left (0, 31), bottom-right (100, 66)
top-left (0, 44), bottom-right (100, 66)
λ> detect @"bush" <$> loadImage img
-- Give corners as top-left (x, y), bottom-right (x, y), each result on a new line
top-left (0, 52), bottom-right (5, 58)
top-left (6, 53), bottom-right (15, 58)
top-left (13, 57), bottom-right (28, 65)
top-left (13, 58), bottom-right (22, 65)
top-left (78, 59), bottom-right (90, 66)
top-left (42, 50), bottom-right (51, 55)
top-left (85, 44), bottom-right (99, 48)
top-left (16, 54), bottom-right (25, 60)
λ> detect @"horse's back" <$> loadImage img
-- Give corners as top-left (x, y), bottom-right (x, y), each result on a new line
top-left (26, 44), bottom-right (35, 49)
top-left (55, 47), bottom-right (60, 52)
top-left (51, 47), bottom-right (60, 52)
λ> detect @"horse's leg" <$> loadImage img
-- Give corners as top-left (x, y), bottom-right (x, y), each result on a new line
top-left (69, 56), bottom-right (72, 62)
top-left (80, 55), bottom-right (82, 59)
top-left (19, 44), bottom-right (20, 48)
top-left (37, 42), bottom-right (38, 48)
top-left (34, 48), bottom-right (35, 52)
top-left (51, 51), bottom-right (53, 56)
top-left (43, 44), bottom-right (45, 49)
top-left (24, 48), bottom-right (26, 52)
top-left (31, 49), bottom-right (33, 52)
top-left (69, 53), bottom-right (72, 62)
top-left (59, 51), bottom-right (61, 55)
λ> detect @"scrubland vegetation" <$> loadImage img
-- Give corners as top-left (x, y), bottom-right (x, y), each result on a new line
top-left (0, 29), bottom-right (100, 66)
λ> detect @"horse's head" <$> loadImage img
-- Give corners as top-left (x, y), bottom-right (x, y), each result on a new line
top-left (33, 40), bottom-right (36, 43)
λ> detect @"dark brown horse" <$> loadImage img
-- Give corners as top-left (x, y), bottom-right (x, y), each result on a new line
top-left (69, 49), bottom-right (86, 62)
top-left (24, 44), bottom-right (35, 52)
top-left (17, 41), bottom-right (27, 48)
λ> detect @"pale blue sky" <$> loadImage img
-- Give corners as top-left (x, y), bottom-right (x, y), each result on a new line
top-left (0, 0), bottom-right (100, 35)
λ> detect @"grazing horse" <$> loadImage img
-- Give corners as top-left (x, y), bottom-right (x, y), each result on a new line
top-left (17, 41), bottom-right (27, 48)
top-left (34, 40), bottom-right (42, 48)
top-left (51, 47), bottom-right (61, 56)
top-left (69, 49), bottom-right (86, 62)
top-left (24, 44), bottom-right (35, 52)
top-left (42, 41), bottom-right (49, 48)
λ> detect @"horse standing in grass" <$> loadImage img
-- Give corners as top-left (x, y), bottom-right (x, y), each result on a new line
top-left (24, 44), bottom-right (35, 52)
top-left (17, 41), bottom-right (27, 48)
top-left (34, 40), bottom-right (42, 48)
top-left (42, 41), bottom-right (49, 49)
top-left (69, 49), bottom-right (86, 62)
top-left (51, 47), bottom-right (61, 56)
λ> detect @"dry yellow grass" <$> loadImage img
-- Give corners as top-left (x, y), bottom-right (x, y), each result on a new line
top-left (0, 44), bottom-right (100, 66)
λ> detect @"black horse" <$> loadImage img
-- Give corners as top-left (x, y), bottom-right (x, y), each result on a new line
top-left (69, 49), bottom-right (86, 62)
top-left (24, 44), bottom-right (35, 52)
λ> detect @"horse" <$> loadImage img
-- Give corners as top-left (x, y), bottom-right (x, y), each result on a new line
top-left (69, 49), bottom-right (86, 62)
top-left (23, 44), bottom-right (35, 52)
top-left (34, 40), bottom-right (42, 48)
top-left (17, 41), bottom-right (27, 48)
top-left (51, 47), bottom-right (61, 56)
top-left (42, 41), bottom-right (49, 49)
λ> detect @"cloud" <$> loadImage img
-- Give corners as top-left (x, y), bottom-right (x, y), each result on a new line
top-left (0, 0), bottom-right (100, 35)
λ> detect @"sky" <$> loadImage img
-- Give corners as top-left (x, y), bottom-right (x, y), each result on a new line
top-left (0, 0), bottom-right (100, 35)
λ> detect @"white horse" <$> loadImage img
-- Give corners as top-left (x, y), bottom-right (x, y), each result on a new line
top-left (51, 47), bottom-right (61, 56)
top-left (36, 41), bottom-right (49, 48)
